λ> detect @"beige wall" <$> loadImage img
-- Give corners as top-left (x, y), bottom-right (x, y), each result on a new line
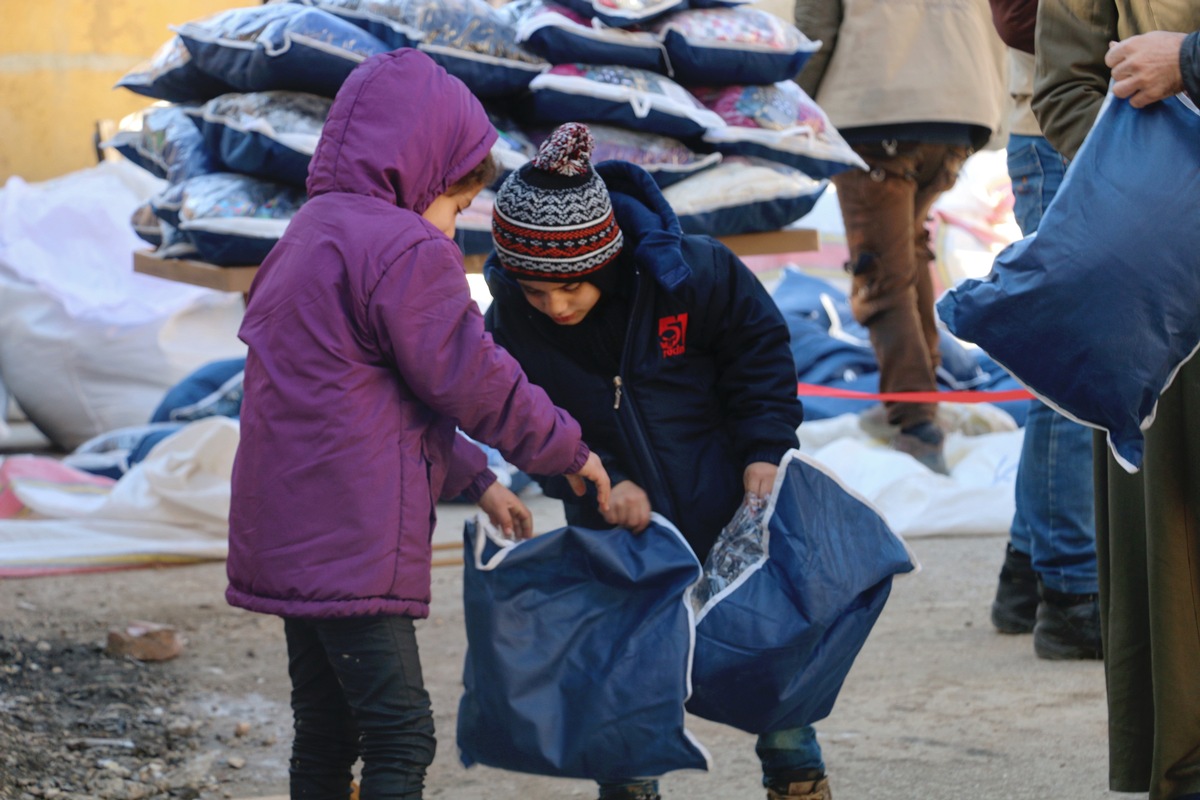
top-left (0, 1), bottom-right (246, 184)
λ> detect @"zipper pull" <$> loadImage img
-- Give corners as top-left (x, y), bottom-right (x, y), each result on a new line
top-left (612, 376), bottom-right (623, 410)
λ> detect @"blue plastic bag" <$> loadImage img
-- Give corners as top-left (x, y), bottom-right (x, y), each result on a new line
top-left (457, 517), bottom-right (710, 781)
top-left (687, 450), bottom-right (916, 733)
top-left (937, 91), bottom-right (1200, 472)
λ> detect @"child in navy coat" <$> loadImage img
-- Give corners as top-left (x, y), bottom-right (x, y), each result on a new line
top-left (484, 123), bottom-right (828, 800)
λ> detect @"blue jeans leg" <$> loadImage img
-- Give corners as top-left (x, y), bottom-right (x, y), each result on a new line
top-left (756, 725), bottom-right (825, 787)
top-left (1005, 135), bottom-right (1098, 596)
top-left (285, 615), bottom-right (436, 800)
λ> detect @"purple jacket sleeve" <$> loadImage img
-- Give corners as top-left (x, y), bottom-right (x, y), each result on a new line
top-left (441, 433), bottom-right (497, 503)
top-left (369, 235), bottom-right (590, 479)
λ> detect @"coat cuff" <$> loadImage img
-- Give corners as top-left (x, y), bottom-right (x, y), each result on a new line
top-left (1182, 31), bottom-right (1200, 105)
top-left (462, 469), bottom-right (498, 504)
top-left (743, 446), bottom-right (791, 470)
top-left (568, 441), bottom-right (591, 474)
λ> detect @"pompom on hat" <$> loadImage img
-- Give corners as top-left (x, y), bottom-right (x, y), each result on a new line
top-left (492, 122), bottom-right (624, 282)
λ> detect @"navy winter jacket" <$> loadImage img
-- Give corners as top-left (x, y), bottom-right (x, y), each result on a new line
top-left (484, 161), bottom-right (804, 560)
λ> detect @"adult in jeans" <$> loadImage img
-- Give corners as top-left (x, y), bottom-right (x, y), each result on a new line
top-left (1034, 4), bottom-right (1200, 797)
top-left (794, 0), bottom-right (1007, 474)
top-left (985, 0), bottom-right (1102, 661)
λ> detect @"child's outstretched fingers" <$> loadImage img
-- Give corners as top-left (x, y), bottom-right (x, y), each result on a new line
top-left (566, 451), bottom-right (612, 512)
top-left (478, 482), bottom-right (535, 540)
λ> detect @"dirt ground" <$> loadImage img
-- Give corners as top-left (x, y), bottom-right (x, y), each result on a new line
top-left (0, 483), bottom-right (1116, 800)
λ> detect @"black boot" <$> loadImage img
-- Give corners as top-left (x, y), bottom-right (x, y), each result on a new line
top-left (990, 544), bottom-right (1038, 634)
top-left (1034, 587), bottom-right (1103, 660)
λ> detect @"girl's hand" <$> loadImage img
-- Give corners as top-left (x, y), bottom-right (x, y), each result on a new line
top-left (743, 462), bottom-right (778, 500)
top-left (601, 480), bottom-right (652, 534)
top-left (1105, 32), bottom-right (1187, 108)
top-left (566, 451), bottom-right (612, 512)
top-left (477, 482), bottom-right (534, 540)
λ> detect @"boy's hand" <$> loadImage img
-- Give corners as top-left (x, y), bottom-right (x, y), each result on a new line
top-left (566, 451), bottom-right (612, 512)
top-left (478, 481), bottom-right (534, 540)
top-left (743, 462), bottom-right (778, 500)
top-left (602, 480), bottom-right (652, 534)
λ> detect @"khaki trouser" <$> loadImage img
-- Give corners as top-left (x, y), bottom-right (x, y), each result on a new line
top-left (831, 140), bottom-right (970, 431)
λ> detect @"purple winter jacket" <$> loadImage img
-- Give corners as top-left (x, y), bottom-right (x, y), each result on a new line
top-left (226, 50), bottom-right (589, 620)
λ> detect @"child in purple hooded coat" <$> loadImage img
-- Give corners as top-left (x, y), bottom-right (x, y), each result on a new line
top-left (226, 51), bottom-right (610, 799)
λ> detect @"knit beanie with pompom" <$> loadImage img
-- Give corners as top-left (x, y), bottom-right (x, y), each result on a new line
top-left (492, 122), bottom-right (624, 282)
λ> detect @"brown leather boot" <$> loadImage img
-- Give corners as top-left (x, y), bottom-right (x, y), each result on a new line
top-left (766, 776), bottom-right (832, 800)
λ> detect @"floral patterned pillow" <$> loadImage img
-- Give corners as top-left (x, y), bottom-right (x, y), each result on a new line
top-left (513, 1), bottom-right (667, 73)
top-left (527, 123), bottom-right (720, 187)
top-left (648, 7), bottom-right (819, 85)
top-left (525, 64), bottom-right (723, 139)
top-left (184, 91), bottom-right (331, 188)
top-left (693, 81), bottom-right (865, 179)
top-left (172, 5), bottom-right (389, 98)
top-left (661, 155), bottom-right (827, 237)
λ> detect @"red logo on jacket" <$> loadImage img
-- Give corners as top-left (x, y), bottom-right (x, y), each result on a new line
top-left (658, 313), bottom-right (688, 358)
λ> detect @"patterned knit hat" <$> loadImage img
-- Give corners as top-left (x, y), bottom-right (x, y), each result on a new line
top-left (492, 122), bottom-right (624, 281)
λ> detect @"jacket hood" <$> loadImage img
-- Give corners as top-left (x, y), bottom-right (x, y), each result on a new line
top-left (485, 160), bottom-right (691, 295)
top-left (306, 49), bottom-right (498, 215)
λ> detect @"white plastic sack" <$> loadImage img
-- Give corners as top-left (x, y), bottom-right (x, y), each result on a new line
top-left (0, 161), bottom-right (246, 449)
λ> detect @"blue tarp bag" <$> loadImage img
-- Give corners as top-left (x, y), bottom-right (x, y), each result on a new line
top-left (937, 91), bottom-right (1200, 471)
top-left (687, 450), bottom-right (916, 733)
top-left (457, 517), bottom-right (710, 781)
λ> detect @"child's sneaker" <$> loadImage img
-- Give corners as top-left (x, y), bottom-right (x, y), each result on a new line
top-left (597, 780), bottom-right (660, 800)
top-left (766, 775), bottom-right (832, 800)
top-left (766, 769), bottom-right (832, 800)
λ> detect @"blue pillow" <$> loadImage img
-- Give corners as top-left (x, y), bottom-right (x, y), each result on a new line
top-left (453, 189), bottom-right (497, 256)
top-left (184, 91), bottom-right (331, 188)
top-left (696, 81), bottom-right (867, 179)
top-left (528, 123), bottom-right (720, 188)
top-left (513, 1), bottom-right (668, 73)
top-left (458, 517), bottom-right (710, 780)
top-left (647, 7), bottom-right (819, 86)
top-left (661, 156), bottom-right (826, 237)
top-left (115, 36), bottom-right (236, 103)
top-left (937, 91), bottom-right (1200, 472)
top-left (278, 0), bottom-right (423, 49)
top-left (151, 173), bottom-right (305, 266)
top-left (152, 357), bottom-right (247, 423)
top-left (131, 203), bottom-right (164, 248)
top-left (104, 104), bottom-right (217, 184)
top-left (172, 5), bottom-right (389, 98)
top-left (525, 63), bottom-right (724, 139)
top-left (64, 423), bottom-right (188, 480)
top-left (688, 450), bottom-right (914, 733)
top-left (555, 0), bottom-right (684, 29)
top-left (406, 0), bottom-right (551, 97)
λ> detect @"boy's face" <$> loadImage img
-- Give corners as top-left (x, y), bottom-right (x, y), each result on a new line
top-left (517, 279), bottom-right (602, 326)
top-left (421, 184), bottom-right (482, 238)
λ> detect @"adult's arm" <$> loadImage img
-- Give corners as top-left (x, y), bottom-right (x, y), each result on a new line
top-left (793, 0), bottom-right (843, 97)
top-left (1032, 0), bottom-right (1118, 159)
top-left (1181, 30), bottom-right (1200, 101)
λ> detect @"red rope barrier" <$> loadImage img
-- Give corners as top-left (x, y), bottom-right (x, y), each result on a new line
top-left (797, 382), bottom-right (1033, 403)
